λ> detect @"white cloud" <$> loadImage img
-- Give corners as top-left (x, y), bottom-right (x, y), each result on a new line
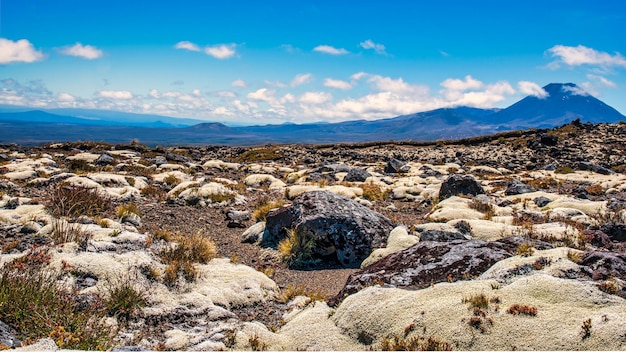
top-left (290, 73), bottom-right (313, 87)
top-left (264, 80), bottom-right (287, 88)
top-left (231, 79), bottom-right (247, 88)
top-left (98, 90), bottom-right (134, 100)
top-left (299, 91), bottom-right (332, 105)
top-left (247, 88), bottom-right (275, 102)
top-left (59, 43), bottom-right (103, 59)
top-left (0, 38), bottom-right (45, 64)
top-left (563, 85), bottom-right (589, 96)
top-left (174, 41), bottom-right (201, 52)
top-left (547, 44), bottom-right (626, 68)
top-left (324, 78), bottom-right (352, 90)
top-left (204, 44), bottom-right (237, 59)
top-left (586, 74), bottom-right (617, 88)
top-left (517, 81), bottom-right (549, 98)
top-left (57, 93), bottom-right (75, 102)
top-left (148, 89), bottom-right (160, 99)
top-left (313, 45), bottom-right (349, 55)
top-left (368, 75), bottom-right (429, 96)
top-left (360, 39), bottom-right (387, 55)
top-left (350, 72), bottom-right (368, 81)
top-left (440, 75), bottom-right (483, 91)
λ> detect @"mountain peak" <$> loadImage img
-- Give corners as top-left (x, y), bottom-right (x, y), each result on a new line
top-left (542, 82), bottom-right (588, 98)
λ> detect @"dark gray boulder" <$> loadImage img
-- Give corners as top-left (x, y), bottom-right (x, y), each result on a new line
top-left (344, 168), bottom-right (371, 182)
top-left (95, 153), bottom-right (114, 165)
top-left (533, 196), bottom-right (552, 207)
top-left (419, 229), bottom-right (468, 242)
top-left (330, 238), bottom-right (520, 306)
top-left (384, 158), bottom-right (410, 174)
top-left (166, 151), bottom-right (190, 163)
top-left (505, 180), bottom-right (535, 195)
top-left (600, 222), bottom-right (626, 242)
top-left (576, 161), bottom-right (613, 175)
top-left (439, 174), bottom-right (485, 200)
top-left (264, 190), bottom-right (394, 267)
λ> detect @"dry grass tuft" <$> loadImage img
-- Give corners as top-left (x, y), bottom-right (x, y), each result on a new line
top-left (516, 242), bottom-right (535, 257)
top-left (277, 228), bottom-right (315, 267)
top-left (359, 183), bottom-right (387, 202)
top-left (50, 219), bottom-right (90, 248)
top-left (252, 199), bottom-right (286, 222)
top-left (379, 335), bottom-right (453, 351)
top-left (116, 202), bottom-right (142, 218)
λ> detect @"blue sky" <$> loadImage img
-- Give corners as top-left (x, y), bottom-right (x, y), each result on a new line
top-left (1, 0), bottom-right (625, 125)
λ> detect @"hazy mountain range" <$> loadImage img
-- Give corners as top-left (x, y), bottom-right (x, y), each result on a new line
top-left (0, 83), bottom-right (624, 146)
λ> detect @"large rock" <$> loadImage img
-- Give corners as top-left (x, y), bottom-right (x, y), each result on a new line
top-left (264, 190), bottom-right (394, 267)
top-left (343, 168), bottom-right (371, 182)
top-left (576, 161), bottom-right (613, 175)
top-left (439, 174), bottom-right (484, 200)
top-left (331, 236), bottom-right (553, 306)
top-left (384, 158), bottom-right (410, 174)
top-left (505, 180), bottom-right (535, 195)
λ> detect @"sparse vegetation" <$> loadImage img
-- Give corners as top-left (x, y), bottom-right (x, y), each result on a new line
top-left (0, 259), bottom-right (112, 350)
top-left (506, 304), bottom-right (538, 316)
top-left (359, 182), bottom-right (387, 202)
top-left (379, 335), bottom-right (453, 351)
top-left (554, 166), bottom-right (575, 174)
top-left (207, 192), bottom-right (237, 203)
top-left (116, 202), bottom-right (142, 218)
top-left (516, 242), bottom-right (535, 257)
top-left (581, 318), bottom-right (592, 340)
top-left (236, 147), bottom-right (282, 162)
top-left (462, 293), bottom-right (490, 309)
top-left (567, 250), bottom-right (582, 263)
top-left (101, 272), bottom-right (148, 322)
top-left (253, 199), bottom-right (286, 222)
top-left (279, 284), bottom-right (328, 303)
top-left (157, 231), bottom-right (217, 287)
top-left (50, 219), bottom-right (90, 248)
top-left (44, 183), bottom-right (111, 219)
top-left (163, 174), bottom-right (180, 186)
top-left (248, 333), bottom-right (268, 351)
top-left (277, 228), bottom-right (315, 267)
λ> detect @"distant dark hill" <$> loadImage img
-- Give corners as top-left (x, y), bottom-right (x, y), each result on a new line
top-left (0, 83), bottom-right (624, 146)
top-left (489, 83), bottom-right (625, 128)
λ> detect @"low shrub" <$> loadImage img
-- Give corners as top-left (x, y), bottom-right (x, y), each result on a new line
top-left (462, 293), bottom-right (490, 309)
top-left (44, 184), bottom-right (111, 219)
top-left (516, 242), bottom-right (535, 257)
top-left (163, 174), bottom-right (180, 186)
top-left (0, 264), bottom-right (111, 350)
top-left (101, 272), bottom-right (147, 322)
top-left (506, 304), bottom-right (538, 316)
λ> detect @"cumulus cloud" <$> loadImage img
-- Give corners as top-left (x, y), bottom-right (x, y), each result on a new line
top-left (324, 78), bottom-right (352, 90)
top-left (290, 73), bottom-right (313, 87)
top-left (298, 91), bottom-right (332, 105)
top-left (368, 75), bottom-right (429, 96)
top-left (231, 79), bottom-right (247, 88)
top-left (57, 93), bottom-right (76, 102)
top-left (0, 38), bottom-right (45, 64)
top-left (313, 45), bottom-right (349, 55)
top-left (59, 43), bottom-right (103, 59)
top-left (360, 39), bottom-right (387, 55)
top-left (440, 75), bottom-right (483, 91)
top-left (98, 90), bottom-right (134, 100)
top-left (547, 44), bottom-right (626, 69)
top-left (174, 41), bottom-right (201, 52)
top-left (264, 80), bottom-right (287, 88)
top-left (517, 81), bottom-right (549, 98)
top-left (204, 44), bottom-right (237, 59)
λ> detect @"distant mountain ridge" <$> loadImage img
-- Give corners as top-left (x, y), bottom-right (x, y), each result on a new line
top-left (0, 83), bottom-right (624, 146)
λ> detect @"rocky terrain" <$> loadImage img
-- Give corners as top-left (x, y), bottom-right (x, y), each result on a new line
top-left (0, 120), bottom-right (625, 350)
